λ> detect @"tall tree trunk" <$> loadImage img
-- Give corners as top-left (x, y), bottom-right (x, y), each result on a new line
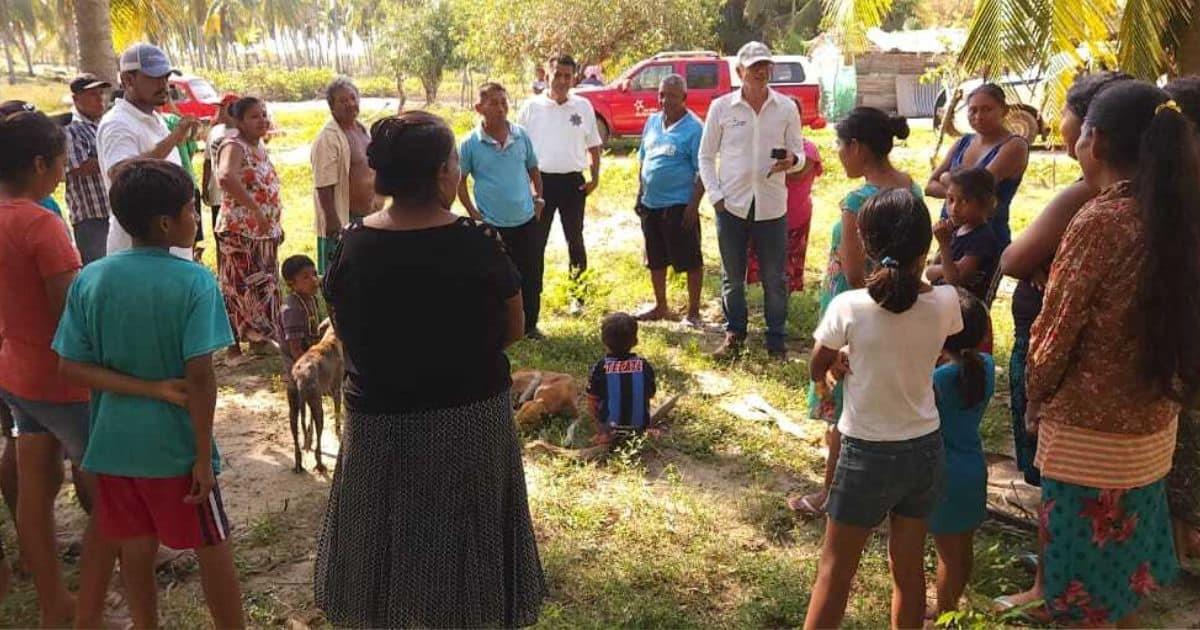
top-left (74, 0), bottom-right (117, 81)
top-left (60, 0), bottom-right (77, 68)
top-left (0, 0), bottom-right (16, 84)
top-left (13, 21), bottom-right (34, 76)
top-left (1, 32), bottom-right (15, 85)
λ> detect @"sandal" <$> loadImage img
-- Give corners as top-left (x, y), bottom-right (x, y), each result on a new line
top-left (634, 305), bottom-right (672, 322)
top-left (786, 493), bottom-right (826, 519)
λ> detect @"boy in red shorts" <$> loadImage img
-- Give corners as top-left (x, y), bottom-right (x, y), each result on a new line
top-left (54, 159), bottom-right (245, 628)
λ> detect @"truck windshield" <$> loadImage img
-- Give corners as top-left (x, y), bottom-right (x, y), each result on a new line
top-left (188, 79), bottom-right (220, 101)
top-left (770, 63), bottom-right (806, 84)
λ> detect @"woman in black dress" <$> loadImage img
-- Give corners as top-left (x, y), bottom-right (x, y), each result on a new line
top-left (315, 111), bottom-right (545, 628)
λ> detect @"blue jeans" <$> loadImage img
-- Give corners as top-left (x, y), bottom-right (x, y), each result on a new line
top-left (715, 207), bottom-right (788, 348)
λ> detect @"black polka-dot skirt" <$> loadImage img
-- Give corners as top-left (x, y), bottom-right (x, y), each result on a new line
top-left (314, 393), bottom-right (545, 628)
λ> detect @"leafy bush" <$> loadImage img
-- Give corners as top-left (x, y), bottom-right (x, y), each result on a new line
top-left (356, 75), bottom-right (397, 98)
top-left (206, 68), bottom-right (400, 102)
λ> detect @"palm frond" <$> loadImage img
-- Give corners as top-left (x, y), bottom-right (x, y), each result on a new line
top-left (821, 0), bottom-right (894, 55)
top-left (1118, 0), bottom-right (1192, 79)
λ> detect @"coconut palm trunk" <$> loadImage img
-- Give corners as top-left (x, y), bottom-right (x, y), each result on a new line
top-left (74, 0), bottom-right (117, 82)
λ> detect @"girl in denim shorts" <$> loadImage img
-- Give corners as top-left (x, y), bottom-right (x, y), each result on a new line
top-left (803, 189), bottom-right (964, 629)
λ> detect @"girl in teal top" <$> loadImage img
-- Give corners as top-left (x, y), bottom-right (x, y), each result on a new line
top-left (791, 107), bottom-right (924, 518)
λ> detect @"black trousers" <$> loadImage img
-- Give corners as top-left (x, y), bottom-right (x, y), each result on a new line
top-left (538, 171), bottom-right (588, 275)
top-left (497, 218), bottom-right (544, 331)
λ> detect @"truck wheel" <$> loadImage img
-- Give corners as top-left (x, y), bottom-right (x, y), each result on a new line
top-left (1007, 108), bottom-right (1040, 143)
top-left (596, 116), bottom-right (611, 145)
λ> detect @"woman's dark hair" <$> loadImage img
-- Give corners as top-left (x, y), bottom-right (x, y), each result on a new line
top-left (1086, 80), bottom-right (1200, 402)
top-left (836, 107), bottom-right (909, 160)
top-left (601, 312), bottom-right (638, 355)
top-left (368, 111), bottom-right (455, 203)
top-left (1066, 71), bottom-right (1133, 119)
top-left (281, 254), bottom-right (316, 282)
top-left (969, 82), bottom-right (1007, 107)
top-left (949, 167), bottom-right (996, 204)
top-left (858, 188), bottom-right (933, 313)
top-left (0, 103), bottom-right (65, 185)
top-left (944, 288), bottom-right (990, 408)
top-left (1164, 75), bottom-right (1200, 132)
top-left (229, 96), bottom-right (264, 120)
top-left (109, 158), bottom-right (195, 239)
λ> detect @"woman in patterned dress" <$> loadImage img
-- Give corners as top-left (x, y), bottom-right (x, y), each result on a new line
top-left (316, 112), bottom-right (544, 628)
top-left (1022, 81), bottom-right (1200, 625)
top-left (215, 97), bottom-right (283, 360)
top-left (790, 107), bottom-right (924, 518)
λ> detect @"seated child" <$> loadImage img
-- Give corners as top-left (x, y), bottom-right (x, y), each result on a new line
top-left (587, 312), bottom-right (657, 444)
top-left (926, 167), bottom-right (1001, 302)
top-left (53, 159), bottom-right (244, 629)
top-left (927, 288), bottom-right (995, 618)
top-left (279, 254), bottom-right (322, 377)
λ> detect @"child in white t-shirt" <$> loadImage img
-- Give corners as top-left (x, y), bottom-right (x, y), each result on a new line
top-left (804, 188), bottom-right (964, 630)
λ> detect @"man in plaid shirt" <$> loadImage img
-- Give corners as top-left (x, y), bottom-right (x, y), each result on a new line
top-left (64, 74), bottom-right (113, 264)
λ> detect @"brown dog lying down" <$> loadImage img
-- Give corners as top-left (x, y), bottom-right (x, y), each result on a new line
top-left (288, 319), bottom-right (344, 474)
top-left (511, 370), bottom-right (579, 429)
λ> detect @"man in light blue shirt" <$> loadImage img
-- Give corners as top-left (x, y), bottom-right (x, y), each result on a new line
top-left (457, 82), bottom-right (547, 339)
top-left (635, 74), bottom-right (705, 328)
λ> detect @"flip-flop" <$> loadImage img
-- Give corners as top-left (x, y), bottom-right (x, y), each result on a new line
top-left (993, 595), bottom-right (1051, 624)
top-left (787, 494), bottom-right (826, 519)
top-left (634, 305), bottom-right (674, 322)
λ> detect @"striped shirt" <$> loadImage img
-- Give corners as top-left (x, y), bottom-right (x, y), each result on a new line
top-left (587, 353), bottom-right (656, 431)
top-left (1035, 418), bottom-right (1177, 489)
top-left (63, 111), bottom-right (110, 224)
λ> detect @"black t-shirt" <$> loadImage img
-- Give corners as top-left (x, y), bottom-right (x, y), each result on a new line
top-left (323, 217), bottom-right (521, 414)
top-left (1011, 279), bottom-right (1044, 339)
top-left (948, 223), bottom-right (1001, 301)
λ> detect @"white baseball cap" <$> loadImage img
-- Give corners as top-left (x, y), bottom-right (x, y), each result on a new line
top-left (737, 41), bottom-right (773, 68)
top-left (118, 43), bottom-right (179, 78)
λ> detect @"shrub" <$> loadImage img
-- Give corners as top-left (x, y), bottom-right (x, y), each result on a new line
top-left (207, 68), bottom-right (399, 102)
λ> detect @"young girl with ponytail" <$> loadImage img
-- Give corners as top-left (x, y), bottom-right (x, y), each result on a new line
top-left (804, 189), bottom-right (964, 629)
top-left (1025, 80), bottom-right (1200, 625)
top-left (793, 106), bottom-right (923, 519)
top-left (928, 289), bottom-right (995, 617)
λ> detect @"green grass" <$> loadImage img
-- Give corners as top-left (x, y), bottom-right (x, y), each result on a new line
top-left (11, 103), bottom-right (1196, 628)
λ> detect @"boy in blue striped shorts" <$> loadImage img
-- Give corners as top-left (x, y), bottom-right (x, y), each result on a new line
top-left (587, 312), bottom-right (657, 444)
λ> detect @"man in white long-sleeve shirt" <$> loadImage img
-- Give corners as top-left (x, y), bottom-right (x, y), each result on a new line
top-left (698, 41), bottom-right (805, 360)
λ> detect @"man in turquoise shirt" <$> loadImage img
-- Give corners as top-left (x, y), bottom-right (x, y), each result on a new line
top-left (457, 82), bottom-right (548, 339)
top-left (635, 74), bottom-right (705, 327)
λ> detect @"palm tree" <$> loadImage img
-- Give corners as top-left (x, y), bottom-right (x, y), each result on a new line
top-left (74, 0), bottom-right (116, 81)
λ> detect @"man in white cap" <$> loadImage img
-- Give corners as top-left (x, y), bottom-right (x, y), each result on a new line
top-left (97, 43), bottom-right (199, 259)
top-left (698, 40), bottom-right (805, 360)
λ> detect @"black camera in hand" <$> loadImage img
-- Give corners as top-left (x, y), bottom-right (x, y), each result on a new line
top-left (770, 147), bottom-right (787, 160)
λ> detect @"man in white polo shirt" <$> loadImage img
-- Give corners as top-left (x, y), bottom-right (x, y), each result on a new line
top-left (518, 53), bottom-right (602, 314)
top-left (699, 41), bottom-right (805, 360)
top-left (97, 43), bottom-right (198, 259)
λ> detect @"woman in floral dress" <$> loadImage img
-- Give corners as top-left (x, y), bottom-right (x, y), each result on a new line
top-left (1025, 81), bottom-right (1199, 625)
top-left (216, 97), bottom-right (284, 360)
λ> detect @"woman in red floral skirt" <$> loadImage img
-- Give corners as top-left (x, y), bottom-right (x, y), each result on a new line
top-left (215, 97), bottom-right (284, 361)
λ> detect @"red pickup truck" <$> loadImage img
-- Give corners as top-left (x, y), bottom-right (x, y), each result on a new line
top-left (574, 51), bottom-right (826, 143)
top-left (161, 75), bottom-right (222, 121)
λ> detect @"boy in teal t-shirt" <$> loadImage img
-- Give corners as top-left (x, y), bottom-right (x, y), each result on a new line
top-left (52, 158), bottom-right (244, 628)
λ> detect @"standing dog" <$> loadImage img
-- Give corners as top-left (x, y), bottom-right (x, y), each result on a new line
top-left (288, 319), bottom-right (344, 473)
